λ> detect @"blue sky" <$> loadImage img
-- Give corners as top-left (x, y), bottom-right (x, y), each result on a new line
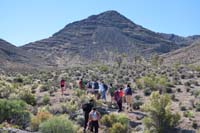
top-left (0, 0), bottom-right (200, 46)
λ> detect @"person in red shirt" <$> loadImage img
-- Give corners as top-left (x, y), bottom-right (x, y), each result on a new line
top-left (79, 78), bottom-right (84, 89)
top-left (60, 79), bottom-right (65, 95)
top-left (114, 87), bottom-right (124, 112)
top-left (119, 88), bottom-right (124, 98)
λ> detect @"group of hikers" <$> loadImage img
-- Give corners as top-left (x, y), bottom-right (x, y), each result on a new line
top-left (60, 78), bottom-right (133, 133)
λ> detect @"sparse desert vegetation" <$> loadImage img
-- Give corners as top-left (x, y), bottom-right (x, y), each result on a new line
top-left (0, 60), bottom-right (200, 133)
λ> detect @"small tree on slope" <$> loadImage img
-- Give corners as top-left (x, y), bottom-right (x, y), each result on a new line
top-left (141, 91), bottom-right (180, 133)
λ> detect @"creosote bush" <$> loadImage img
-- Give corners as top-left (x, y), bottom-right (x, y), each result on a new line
top-left (136, 74), bottom-right (169, 92)
top-left (39, 115), bottom-right (77, 133)
top-left (100, 113), bottom-right (129, 132)
top-left (18, 88), bottom-right (36, 106)
top-left (0, 99), bottom-right (30, 129)
top-left (109, 122), bottom-right (127, 133)
top-left (42, 94), bottom-right (50, 105)
top-left (31, 110), bottom-right (52, 131)
top-left (141, 91), bottom-right (180, 133)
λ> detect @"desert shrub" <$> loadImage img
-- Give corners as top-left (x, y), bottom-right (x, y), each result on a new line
top-left (0, 99), bottom-right (30, 129)
top-left (133, 101), bottom-right (143, 110)
top-left (136, 74), bottom-right (169, 91)
top-left (109, 122), bottom-right (127, 133)
top-left (180, 105), bottom-right (187, 111)
top-left (195, 102), bottom-right (200, 111)
top-left (61, 100), bottom-right (78, 115)
top-left (42, 94), bottom-right (50, 105)
top-left (141, 91), bottom-right (180, 133)
top-left (40, 84), bottom-right (50, 92)
top-left (101, 113), bottom-right (129, 132)
top-left (189, 65), bottom-right (200, 72)
top-left (73, 89), bottom-right (85, 97)
top-left (143, 88), bottom-right (152, 96)
top-left (135, 95), bottom-right (141, 100)
top-left (19, 88), bottom-right (36, 106)
top-left (31, 110), bottom-right (52, 131)
top-left (48, 105), bottom-right (63, 114)
top-left (191, 90), bottom-right (200, 97)
top-left (183, 111), bottom-right (194, 118)
top-left (39, 115), bottom-right (77, 133)
top-left (135, 78), bottom-right (144, 89)
top-left (14, 76), bottom-right (23, 83)
top-left (192, 120), bottom-right (198, 129)
top-left (23, 76), bottom-right (33, 85)
top-left (0, 84), bottom-right (15, 98)
top-left (31, 84), bottom-right (38, 90)
top-left (75, 115), bottom-right (84, 126)
top-left (98, 65), bottom-right (109, 72)
top-left (163, 87), bottom-right (173, 93)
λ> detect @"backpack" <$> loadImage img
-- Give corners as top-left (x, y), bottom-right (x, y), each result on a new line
top-left (87, 82), bottom-right (92, 88)
top-left (94, 82), bottom-right (99, 90)
top-left (103, 84), bottom-right (108, 91)
top-left (82, 103), bottom-right (92, 113)
top-left (114, 90), bottom-right (120, 101)
top-left (126, 87), bottom-right (132, 95)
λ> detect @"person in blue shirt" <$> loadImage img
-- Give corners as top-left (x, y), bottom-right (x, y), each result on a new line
top-left (99, 81), bottom-right (107, 101)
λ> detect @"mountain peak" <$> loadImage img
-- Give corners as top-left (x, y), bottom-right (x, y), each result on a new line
top-left (99, 10), bottom-right (122, 16)
top-left (86, 10), bottom-right (133, 24)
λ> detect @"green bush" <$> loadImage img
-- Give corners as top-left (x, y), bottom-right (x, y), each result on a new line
top-left (141, 91), bottom-right (180, 133)
top-left (73, 89), bottom-right (85, 97)
top-left (39, 115), bottom-right (77, 133)
top-left (0, 84), bottom-right (15, 98)
top-left (98, 65), bottom-right (109, 72)
top-left (183, 111), bottom-right (194, 118)
top-left (143, 88), bottom-right (152, 96)
top-left (191, 90), bottom-right (200, 97)
top-left (109, 122), bottom-right (127, 133)
top-left (61, 100), bottom-right (78, 114)
top-left (43, 94), bottom-right (50, 105)
top-left (195, 102), bottom-right (200, 111)
top-left (0, 99), bottom-right (30, 129)
top-left (19, 88), bottom-right (36, 106)
top-left (133, 101), bottom-right (143, 110)
top-left (136, 74), bottom-right (169, 92)
top-left (31, 84), bottom-right (39, 90)
top-left (31, 110), bottom-right (52, 131)
top-left (14, 76), bottom-right (23, 83)
top-left (101, 113), bottom-right (129, 132)
top-left (40, 85), bottom-right (50, 92)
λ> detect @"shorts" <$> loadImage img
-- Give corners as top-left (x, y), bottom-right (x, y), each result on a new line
top-left (61, 85), bottom-right (64, 88)
top-left (126, 95), bottom-right (132, 104)
top-left (94, 90), bottom-right (99, 94)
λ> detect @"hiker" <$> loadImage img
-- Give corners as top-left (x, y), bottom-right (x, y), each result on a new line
top-left (88, 107), bottom-right (101, 133)
top-left (79, 78), bottom-right (84, 90)
top-left (114, 87), bottom-right (123, 112)
top-left (99, 81), bottom-right (107, 101)
top-left (86, 80), bottom-right (93, 93)
top-left (60, 78), bottom-right (66, 95)
top-left (124, 84), bottom-right (133, 111)
top-left (92, 80), bottom-right (99, 99)
top-left (82, 99), bottom-right (94, 132)
top-left (109, 83), bottom-right (115, 104)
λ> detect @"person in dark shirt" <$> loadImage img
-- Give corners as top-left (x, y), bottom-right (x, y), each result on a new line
top-left (60, 79), bottom-right (65, 95)
top-left (82, 99), bottom-right (94, 132)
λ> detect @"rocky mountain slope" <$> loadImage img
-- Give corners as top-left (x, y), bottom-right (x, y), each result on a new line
top-left (0, 39), bottom-right (45, 70)
top-left (21, 10), bottom-right (200, 67)
top-left (163, 40), bottom-right (200, 65)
